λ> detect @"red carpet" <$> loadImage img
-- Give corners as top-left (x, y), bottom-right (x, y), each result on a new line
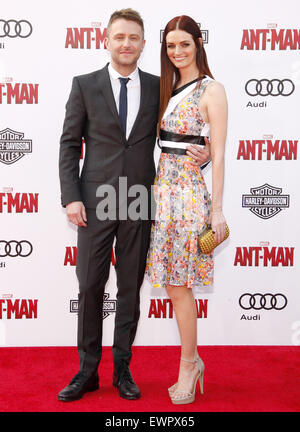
top-left (0, 346), bottom-right (299, 412)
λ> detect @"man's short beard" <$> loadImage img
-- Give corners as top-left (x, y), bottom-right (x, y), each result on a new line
top-left (113, 55), bottom-right (140, 68)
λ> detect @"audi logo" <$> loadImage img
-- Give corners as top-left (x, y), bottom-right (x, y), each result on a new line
top-left (239, 293), bottom-right (288, 311)
top-left (0, 240), bottom-right (33, 257)
top-left (0, 20), bottom-right (33, 38)
top-left (245, 79), bottom-right (295, 97)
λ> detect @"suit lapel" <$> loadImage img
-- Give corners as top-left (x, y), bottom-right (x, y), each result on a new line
top-left (127, 69), bottom-right (150, 144)
top-left (98, 64), bottom-right (124, 136)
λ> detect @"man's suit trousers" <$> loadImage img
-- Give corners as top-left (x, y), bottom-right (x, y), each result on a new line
top-left (75, 208), bottom-right (152, 375)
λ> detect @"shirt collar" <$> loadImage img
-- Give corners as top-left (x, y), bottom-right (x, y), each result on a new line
top-left (108, 63), bottom-right (139, 82)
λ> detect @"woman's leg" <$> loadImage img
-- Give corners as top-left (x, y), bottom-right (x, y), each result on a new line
top-left (166, 284), bottom-right (199, 391)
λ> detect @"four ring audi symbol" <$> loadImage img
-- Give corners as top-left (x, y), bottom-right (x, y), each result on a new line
top-left (245, 79), bottom-right (295, 96)
top-left (0, 19), bottom-right (33, 38)
top-left (0, 240), bottom-right (33, 257)
top-left (239, 293), bottom-right (288, 310)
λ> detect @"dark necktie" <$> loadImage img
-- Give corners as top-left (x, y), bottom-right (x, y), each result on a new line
top-left (119, 77), bottom-right (130, 135)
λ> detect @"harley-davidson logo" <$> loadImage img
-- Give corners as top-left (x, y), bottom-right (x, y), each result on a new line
top-left (242, 183), bottom-right (290, 219)
top-left (70, 293), bottom-right (116, 320)
top-left (0, 128), bottom-right (32, 165)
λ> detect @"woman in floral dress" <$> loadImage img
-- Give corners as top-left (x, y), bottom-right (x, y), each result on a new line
top-left (145, 15), bottom-right (228, 404)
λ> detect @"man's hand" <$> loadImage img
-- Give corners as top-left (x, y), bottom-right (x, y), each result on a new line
top-left (66, 201), bottom-right (87, 227)
top-left (186, 137), bottom-right (211, 166)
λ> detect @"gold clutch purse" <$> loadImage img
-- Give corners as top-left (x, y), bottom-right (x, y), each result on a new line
top-left (199, 224), bottom-right (230, 254)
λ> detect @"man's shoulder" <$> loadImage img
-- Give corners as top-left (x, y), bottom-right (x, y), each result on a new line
top-left (73, 65), bottom-right (107, 84)
top-left (139, 69), bottom-right (160, 84)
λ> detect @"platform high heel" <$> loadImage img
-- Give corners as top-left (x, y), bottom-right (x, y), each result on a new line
top-left (168, 355), bottom-right (205, 396)
top-left (169, 356), bottom-right (205, 405)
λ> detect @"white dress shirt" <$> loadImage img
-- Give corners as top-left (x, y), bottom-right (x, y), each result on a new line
top-left (108, 63), bottom-right (141, 140)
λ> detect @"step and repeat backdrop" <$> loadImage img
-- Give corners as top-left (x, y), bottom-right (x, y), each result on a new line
top-left (1, 0), bottom-right (299, 347)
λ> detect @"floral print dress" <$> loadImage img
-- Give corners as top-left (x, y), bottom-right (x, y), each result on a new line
top-left (145, 77), bottom-right (214, 290)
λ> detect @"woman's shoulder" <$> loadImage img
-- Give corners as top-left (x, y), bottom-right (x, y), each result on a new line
top-left (203, 78), bottom-right (226, 96)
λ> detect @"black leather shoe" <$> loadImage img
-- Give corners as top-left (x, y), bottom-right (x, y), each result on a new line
top-left (113, 366), bottom-right (141, 400)
top-left (57, 371), bottom-right (99, 402)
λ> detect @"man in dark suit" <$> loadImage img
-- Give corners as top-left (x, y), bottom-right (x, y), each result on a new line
top-left (58, 9), bottom-right (209, 402)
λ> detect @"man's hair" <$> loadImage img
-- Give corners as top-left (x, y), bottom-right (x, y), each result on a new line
top-left (107, 8), bottom-right (144, 37)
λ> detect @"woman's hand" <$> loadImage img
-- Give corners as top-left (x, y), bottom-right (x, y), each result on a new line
top-left (209, 210), bottom-right (226, 244)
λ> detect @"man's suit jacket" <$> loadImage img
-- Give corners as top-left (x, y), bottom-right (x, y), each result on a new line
top-left (59, 64), bottom-right (160, 210)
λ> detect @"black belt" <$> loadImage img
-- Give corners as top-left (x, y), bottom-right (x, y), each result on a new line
top-left (158, 130), bottom-right (210, 169)
top-left (160, 129), bottom-right (206, 146)
top-left (162, 147), bottom-right (187, 155)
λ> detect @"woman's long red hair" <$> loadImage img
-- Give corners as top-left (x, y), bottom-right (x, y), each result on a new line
top-left (158, 15), bottom-right (214, 132)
